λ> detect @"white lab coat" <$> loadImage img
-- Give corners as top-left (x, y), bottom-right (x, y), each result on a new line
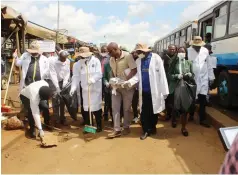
top-left (187, 46), bottom-right (215, 97)
top-left (15, 52), bottom-right (49, 92)
top-left (48, 56), bottom-right (70, 89)
top-left (20, 80), bottom-right (49, 130)
top-left (71, 56), bottom-right (102, 111)
top-left (128, 53), bottom-right (169, 114)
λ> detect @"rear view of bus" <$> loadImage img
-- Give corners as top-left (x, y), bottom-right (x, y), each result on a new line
top-left (198, 0), bottom-right (238, 107)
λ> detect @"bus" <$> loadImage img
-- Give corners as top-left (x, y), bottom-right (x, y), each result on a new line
top-left (154, 20), bottom-right (198, 55)
top-left (198, 0), bottom-right (238, 107)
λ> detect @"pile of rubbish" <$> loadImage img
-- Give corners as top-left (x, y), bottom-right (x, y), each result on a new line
top-left (1, 115), bottom-right (24, 130)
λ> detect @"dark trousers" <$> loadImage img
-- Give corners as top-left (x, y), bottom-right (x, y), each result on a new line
top-left (84, 109), bottom-right (102, 129)
top-left (52, 81), bottom-right (66, 122)
top-left (80, 84), bottom-right (86, 123)
top-left (140, 92), bottom-right (158, 134)
top-left (132, 89), bottom-right (139, 118)
top-left (189, 94), bottom-right (207, 122)
top-left (103, 88), bottom-right (112, 117)
top-left (165, 93), bottom-right (175, 118)
top-left (20, 95), bottom-right (49, 132)
top-left (198, 94), bottom-right (207, 122)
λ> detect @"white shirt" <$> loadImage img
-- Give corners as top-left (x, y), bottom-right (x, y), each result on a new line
top-left (49, 56), bottom-right (70, 89)
top-left (20, 80), bottom-right (49, 130)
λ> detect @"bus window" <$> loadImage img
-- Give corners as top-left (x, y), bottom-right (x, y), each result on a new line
top-left (179, 29), bottom-right (186, 47)
top-left (163, 39), bottom-right (167, 49)
top-left (214, 5), bottom-right (228, 38)
top-left (200, 17), bottom-right (213, 42)
top-left (229, 1), bottom-right (238, 34)
top-left (175, 32), bottom-right (179, 46)
top-left (186, 26), bottom-right (192, 42)
top-left (170, 34), bottom-right (175, 44)
top-left (167, 36), bottom-right (170, 46)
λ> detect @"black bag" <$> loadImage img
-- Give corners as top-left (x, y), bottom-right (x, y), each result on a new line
top-left (174, 79), bottom-right (197, 112)
top-left (60, 81), bottom-right (78, 121)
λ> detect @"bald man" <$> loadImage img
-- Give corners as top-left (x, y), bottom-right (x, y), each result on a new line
top-left (107, 42), bottom-right (137, 138)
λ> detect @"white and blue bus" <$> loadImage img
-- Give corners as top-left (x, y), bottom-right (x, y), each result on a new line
top-left (198, 0), bottom-right (238, 107)
top-left (154, 20), bottom-right (198, 55)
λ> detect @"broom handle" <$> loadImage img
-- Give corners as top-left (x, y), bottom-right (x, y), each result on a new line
top-left (4, 57), bottom-right (16, 104)
top-left (86, 62), bottom-right (92, 126)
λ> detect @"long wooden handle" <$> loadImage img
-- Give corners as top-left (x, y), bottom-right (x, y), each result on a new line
top-left (86, 63), bottom-right (92, 126)
top-left (4, 57), bottom-right (15, 104)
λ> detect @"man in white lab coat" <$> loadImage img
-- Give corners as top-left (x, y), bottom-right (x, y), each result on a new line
top-left (187, 36), bottom-right (215, 128)
top-left (14, 41), bottom-right (49, 92)
top-left (49, 50), bottom-right (70, 126)
top-left (20, 80), bottom-right (52, 138)
top-left (14, 41), bottom-right (50, 126)
top-left (70, 47), bottom-right (103, 133)
top-left (125, 44), bottom-right (169, 140)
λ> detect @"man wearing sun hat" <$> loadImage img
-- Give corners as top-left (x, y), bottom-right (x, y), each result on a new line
top-left (70, 46), bottom-right (103, 133)
top-left (14, 40), bottom-right (50, 91)
top-left (124, 43), bottom-right (169, 140)
top-left (187, 36), bottom-right (215, 128)
top-left (14, 40), bottom-right (50, 130)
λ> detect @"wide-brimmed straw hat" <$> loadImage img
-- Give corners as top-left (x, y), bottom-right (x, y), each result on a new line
top-left (134, 43), bottom-right (151, 52)
top-left (78, 47), bottom-right (93, 58)
top-left (26, 41), bottom-right (41, 54)
top-left (190, 36), bottom-right (205, 47)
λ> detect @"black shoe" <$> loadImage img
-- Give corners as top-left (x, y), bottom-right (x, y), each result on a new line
top-left (200, 121), bottom-right (211, 128)
top-left (71, 116), bottom-right (77, 121)
top-left (43, 124), bottom-right (52, 131)
top-left (188, 116), bottom-right (194, 122)
top-left (150, 128), bottom-right (157, 135)
top-left (206, 102), bottom-right (212, 107)
top-left (83, 131), bottom-right (89, 134)
top-left (140, 132), bottom-right (149, 140)
top-left (28, 129), bottom-right (36, 138)
top-left (165, 115), bottom-right (171, 121)
top-left (181, 128), bottom-right (189, 137)
top-left (104, 116), bottom-right (109, 121)
top-left (171, 121), bottom-right (177, 128)
top-left (97, 128), bottom-right (102, 133)
top-left (61, 120), bottom-right (68, 126)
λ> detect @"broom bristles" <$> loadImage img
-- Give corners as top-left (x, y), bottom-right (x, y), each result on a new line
top-left (84, 125), bottom-right (97, 134)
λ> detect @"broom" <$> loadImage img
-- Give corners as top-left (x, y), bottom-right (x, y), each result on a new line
top-left (83, 60), bottom-right (97, 134)
top-left (2, 50), bottom-right (17, 113)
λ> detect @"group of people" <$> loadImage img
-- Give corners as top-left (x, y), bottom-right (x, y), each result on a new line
top-left (14, 35), bottom-right (215, 141)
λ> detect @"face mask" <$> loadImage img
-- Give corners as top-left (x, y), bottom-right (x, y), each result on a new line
top-left (101, 53), bottom-right (108, 57)
top-left (31, 53), bottom-right (39, 58)
top-left (177, 53), bottom-right (185, 58)
top-left (138, 53), bottom-right (145, 59)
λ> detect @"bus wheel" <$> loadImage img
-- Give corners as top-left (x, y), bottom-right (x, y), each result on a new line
top-left (1, 76), bottom-right (7, 90)
top-left (218, 71), bottom-right (232, 108)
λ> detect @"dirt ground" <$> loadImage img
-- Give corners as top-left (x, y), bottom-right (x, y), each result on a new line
top-left (1, 84), bottom-right (226, 174)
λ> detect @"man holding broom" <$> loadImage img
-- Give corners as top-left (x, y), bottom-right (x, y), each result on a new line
top-left (70, 47), bottom-right (103, 133)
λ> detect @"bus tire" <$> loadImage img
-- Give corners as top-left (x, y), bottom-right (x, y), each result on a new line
top-left (1, 75), bottom-right (7, 90)
top-left (218, 71), bottom-right (232, 108)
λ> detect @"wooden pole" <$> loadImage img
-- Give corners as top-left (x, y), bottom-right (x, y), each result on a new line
top-left (21, 28), bottom-right (26, 53)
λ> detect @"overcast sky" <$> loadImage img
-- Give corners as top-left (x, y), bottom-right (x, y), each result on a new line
top-left (2, 0), bottom-right (218, 50)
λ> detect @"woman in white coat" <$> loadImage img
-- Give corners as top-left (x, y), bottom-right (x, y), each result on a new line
top-left (70, 47), bottom-right (103, 133)
top-left (187, 36), bottom-right (215, 128)
top-left (124, 44), bottom-right (169, 140)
